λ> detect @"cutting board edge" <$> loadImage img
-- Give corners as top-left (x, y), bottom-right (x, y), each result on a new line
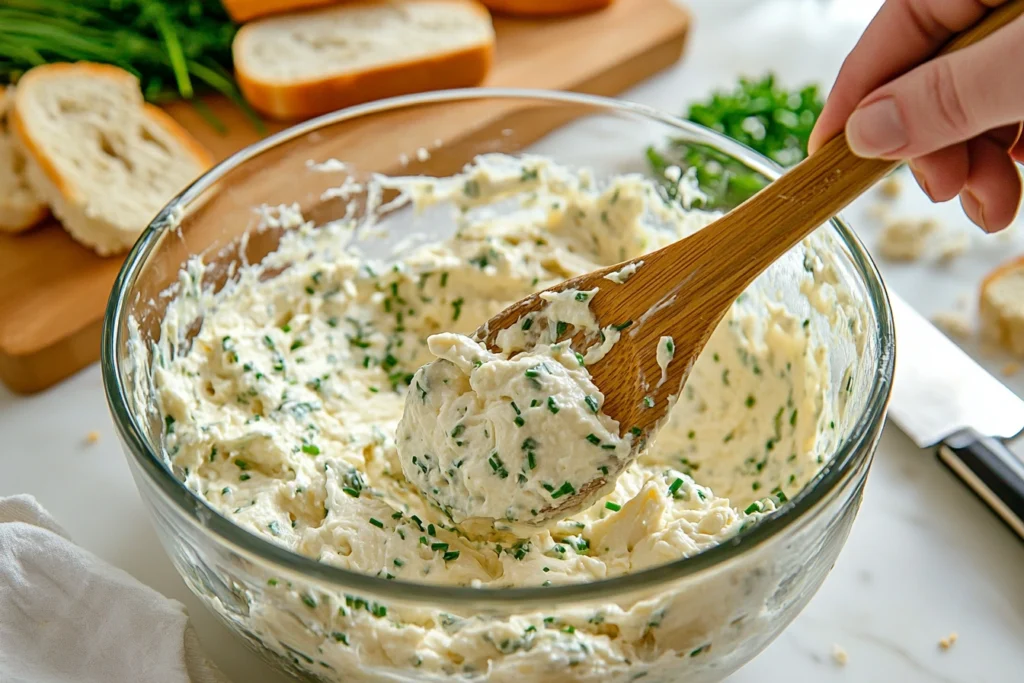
top-left (0, 1), bottom-right (691, 394)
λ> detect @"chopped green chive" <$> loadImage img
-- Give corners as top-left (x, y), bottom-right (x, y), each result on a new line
top-left (605, 501), bottom-right (621, 512)
top-left (369, 518), bottom-right (384, 529)
top-left (547, 397), bottom-right (559, 414)
top-left (301, 444), bottom-right (320, 455)
top-left (550, 481), bottom-right (575, 499)
top-left (584, 395), bottom-right (599, 413)
top-left (668, 478), bottom-right (684, 495)
top-left (586, 434), bottom-right (601, 445)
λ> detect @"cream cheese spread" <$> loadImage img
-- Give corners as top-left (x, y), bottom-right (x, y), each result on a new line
top-left (396, 292), bottom-right (632, 524)
top-left (145, 153), bottom-right (857, 681)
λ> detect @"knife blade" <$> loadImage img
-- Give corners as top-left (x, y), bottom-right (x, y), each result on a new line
top-left (888, 293), bottom-right (1024, 539)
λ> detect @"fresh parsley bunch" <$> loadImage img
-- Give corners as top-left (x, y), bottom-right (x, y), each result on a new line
top-left (648, 74), bottom-right (824, 209)
top-left (0, 0), bottom-right (259, 130)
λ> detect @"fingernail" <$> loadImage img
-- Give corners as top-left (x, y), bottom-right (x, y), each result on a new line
top-left (961, 190), bottom-right (990, 232)
top-left (846, 98), bottom-right (908, 157)
top-left (908, 161), bottom-right (934, 200)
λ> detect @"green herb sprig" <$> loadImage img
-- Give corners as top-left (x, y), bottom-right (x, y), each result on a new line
top-left (647, 74), bottom-right (824, 209)
top-left (0, 0), bottom-right (261, 132)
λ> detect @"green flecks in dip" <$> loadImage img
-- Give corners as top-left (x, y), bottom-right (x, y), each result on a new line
top-left (148, 154), bottom-right (852, 682)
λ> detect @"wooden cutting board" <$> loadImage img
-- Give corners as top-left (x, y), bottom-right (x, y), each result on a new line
top-left (0, 0), bottom-right (690, 395)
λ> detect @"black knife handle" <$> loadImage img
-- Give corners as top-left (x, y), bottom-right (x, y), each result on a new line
top-left (937, 428), bottom-right (1024, 540)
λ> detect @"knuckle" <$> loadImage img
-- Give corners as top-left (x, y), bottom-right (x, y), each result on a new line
top-left (927, 59), bottom-right (972, 136)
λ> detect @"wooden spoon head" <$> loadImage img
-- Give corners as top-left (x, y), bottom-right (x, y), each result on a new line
top-left (475, 231), bottom-right (723, 449)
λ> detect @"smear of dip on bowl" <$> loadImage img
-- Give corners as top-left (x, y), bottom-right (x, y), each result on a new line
top-left (148, 154), bottom-right (861, 680)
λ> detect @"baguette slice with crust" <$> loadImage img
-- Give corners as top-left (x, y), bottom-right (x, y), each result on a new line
top-left (0, 86), bottom-right (48, 233)
top-left (10, 63), bottom-right (214, 255)
top-left (233, 0), bottom-right (495, 121)
top-left (222, 0), bottom-right (343, 22)
top-left (981, 255), bottom-right (1024, 357)
top-left (481, 0), bottom-right (613, 16)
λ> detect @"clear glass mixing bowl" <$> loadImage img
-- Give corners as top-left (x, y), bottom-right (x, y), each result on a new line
top-left (102, 89), bottom-right (894, 683)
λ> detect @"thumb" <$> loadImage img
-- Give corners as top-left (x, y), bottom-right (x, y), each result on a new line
top-left (845, 14), bottom-right (1024, 159)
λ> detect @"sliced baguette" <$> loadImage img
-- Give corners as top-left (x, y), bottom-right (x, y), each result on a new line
top-left (10, 63), bottom-right (214, 256)
top-left (481, 0), bottom-right (613, 16)
top-left (0, 86), bottom-right (48, 233)
top-left (980, 255), bottom-right (1024, 357)
top-left (233, 0), bottom-right (495, 120)
top-left (222, 0), bottom-right (344, 22)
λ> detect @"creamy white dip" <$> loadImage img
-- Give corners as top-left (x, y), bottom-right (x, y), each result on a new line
top-left (146, 154), bottom-right (855, 681)
top-left (396, 292), bottom-right (633, 524)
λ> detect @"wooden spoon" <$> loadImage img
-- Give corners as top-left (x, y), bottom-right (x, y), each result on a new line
top-left (476, 0), bottom-right (1024, 518)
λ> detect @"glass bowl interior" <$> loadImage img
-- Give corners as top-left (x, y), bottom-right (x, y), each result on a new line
top-left (102, 88), bottom-right (895, 608)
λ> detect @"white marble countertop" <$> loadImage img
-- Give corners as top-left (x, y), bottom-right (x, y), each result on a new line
top-left (3, 1), bottom-right (1023, 681)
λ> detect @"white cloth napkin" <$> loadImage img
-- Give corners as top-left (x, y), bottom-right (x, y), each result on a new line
top-left (0, 495), bottom-right (230, 683)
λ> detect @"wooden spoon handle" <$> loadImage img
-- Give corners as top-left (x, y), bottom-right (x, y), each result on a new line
top-left (682, 0), bottom-right (1024, 316)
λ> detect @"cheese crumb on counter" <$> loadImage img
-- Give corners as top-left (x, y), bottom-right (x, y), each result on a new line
top-left (936, 231), bottom-right (970, 265)
top-left (831, 644), bottom-right (849, 665)
top-left (877, 174), bottom-right (902, 199)
top-left (84, 430), bottom-right (101, 445)
top-left (932, 310), bottom-right (973, 340)
top-left (877, 217), bottom-right (938, 262)
top-left (938, 632), bottom-right (959, 650)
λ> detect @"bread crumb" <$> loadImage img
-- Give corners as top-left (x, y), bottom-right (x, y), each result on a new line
top-left (832, 644), bottom-right (849, 665)
top-left (866, 202), bottom-right (890, 221)
top-left (877, 175), bottom-right (902, 199)
top-left (1003, 362), bottom-right (1022, 377)
top-left (980, 255), bottom-right (1024, 357)
top-left (877, 218), bottom-right (937, 261)
top-left (415, 147), bottom-right (430, 162)
top-left (84, 430), bottom-right (101, 445)
top-left (936, 231), bottom-right (970, 264)
top-left (932, 310), bottom-right (973, 340)
top-left (938, 632), bottom-right (959, 650)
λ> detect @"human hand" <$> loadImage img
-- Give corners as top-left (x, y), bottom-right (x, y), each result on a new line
top-left (808, 0), bottom-right (1024, 232)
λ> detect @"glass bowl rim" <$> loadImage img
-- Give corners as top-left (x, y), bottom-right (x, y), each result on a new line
top-left (102, 87), bottom-right (895, 607)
